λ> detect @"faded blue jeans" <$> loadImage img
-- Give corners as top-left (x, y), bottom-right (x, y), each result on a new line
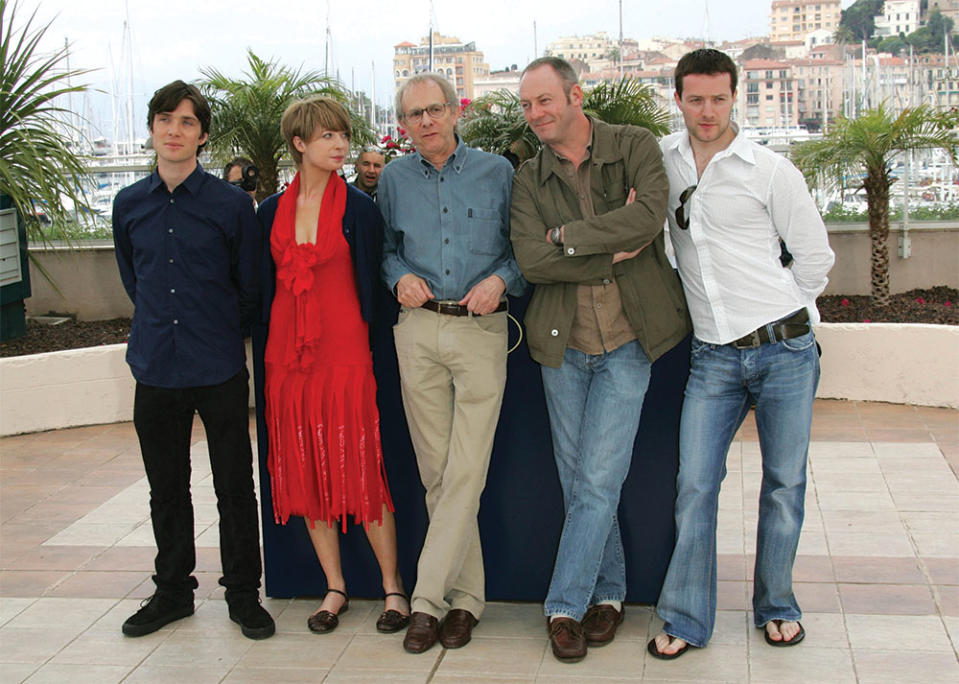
top-left (540, 341), bottom-right (652, 620)
top-left (656, 329), bottom-right (820, 647)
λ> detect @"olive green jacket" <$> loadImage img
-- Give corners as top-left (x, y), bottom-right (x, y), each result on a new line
top-left (510, 118), bottom-right (691, 368)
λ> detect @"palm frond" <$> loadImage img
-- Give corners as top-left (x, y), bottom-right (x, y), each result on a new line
top-left (0, 0), bottom-right (94, 240)
top-left (200, 50), bottom-right (373, 198)
top-left (460, 78), bottom-right (670, 163)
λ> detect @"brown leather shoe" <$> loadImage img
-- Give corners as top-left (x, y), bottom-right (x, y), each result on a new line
top-left (403, 611), bottom-right (439, 653)
top-left (439, 608), bottom-right (478, 649)
top-left (548, 617), bottom-right (587, 662)
top-left (581, 603), bottom-right (624, 646)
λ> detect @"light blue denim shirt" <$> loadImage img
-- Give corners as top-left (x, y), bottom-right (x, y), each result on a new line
top-left (379, 138), bottom-right (525, 300)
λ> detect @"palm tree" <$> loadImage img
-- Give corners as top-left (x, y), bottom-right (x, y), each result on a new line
top-left (459, 89), bottom-right (540, 165)
top-left (792, 105), bottom-right (957, 306)
top-left (581, 78), bottom-right (670, 138)
top-left (200, 50), bottom-right (374, 200)
top-left (460, 77), bottom-right (670, 165)
top-left (0, 0), bottom-right (92, 239)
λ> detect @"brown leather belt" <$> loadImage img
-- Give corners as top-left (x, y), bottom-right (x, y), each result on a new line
top-left (731, 309), bottom-right (810, 349)
top-left (420, 300), bottom-right (507, 317)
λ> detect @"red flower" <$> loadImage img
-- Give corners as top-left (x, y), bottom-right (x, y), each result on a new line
top-left (915, 297), bottom-right (925, 304)
top-left (840, 298), bottom-right (850, 306)
top-left (945, 301), bottom-right (952, 306)
top-left (397, 127), bottom-right (407, 136)
top-left (381, 134), bottom-right (392, 142)
top-left (862, 318), bottom-right (871, 323)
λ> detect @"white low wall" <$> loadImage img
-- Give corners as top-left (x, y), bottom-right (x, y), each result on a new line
top-left (1, 327), bottom-right (955, 436)
top-left (0, 342), bottom-right (256, 436)
top-left (815, 323), bottom-right (959, 409)
top-left (1, 344), bottom-right (134, 436)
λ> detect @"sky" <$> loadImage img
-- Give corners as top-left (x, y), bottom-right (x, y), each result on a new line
top-left (29, 0), bottom-right (854, 140)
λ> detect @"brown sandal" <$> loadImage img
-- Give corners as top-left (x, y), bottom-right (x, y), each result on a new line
top-left (307, 588), bottom-right (349, 634)
top-left (376, 592), bottom-right (411, 633)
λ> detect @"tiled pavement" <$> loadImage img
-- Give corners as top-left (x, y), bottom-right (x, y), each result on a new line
top-left (1, 399), bottom-right (957, 683)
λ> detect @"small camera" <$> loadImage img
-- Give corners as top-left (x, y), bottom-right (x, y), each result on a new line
top-left (229, 164), bottom-right (259, 192)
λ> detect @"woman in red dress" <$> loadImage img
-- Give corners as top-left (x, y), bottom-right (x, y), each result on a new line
top-left (257, 96), bottom-right (408, 634)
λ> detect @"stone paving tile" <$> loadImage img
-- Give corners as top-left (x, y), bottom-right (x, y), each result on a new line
top-left (924, 557), bottom-right (959, 585)
top-left (749, 645), bottom-right (857, 684)
top-left (0, 570), bottom-right (69, 597)
top-left (44, 570), bottom-right (147, 598)
top-left (832, 556), bottom-right (925, 584)
top-left (838, 583), bottom-right (937, 615)
top-left (22, 663), bottom-right (132, 684)
top-left (436, 636), bottom-right (546, 678)
top-left (844, 614), bottom-right (954, 652)
top-left (0, 597), bottom-right (34, 627)
top-left (851, 649), bottom-right (959, 684)
top-left (936, 585), bottom-right (959, 616)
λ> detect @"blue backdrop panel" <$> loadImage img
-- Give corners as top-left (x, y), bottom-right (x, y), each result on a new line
top-left (252, 289), bottom-right (689, 604)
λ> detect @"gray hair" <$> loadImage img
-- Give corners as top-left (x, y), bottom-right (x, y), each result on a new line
top-left (522, 57), bottom-right (579, 98)
top-left (395, 73), bottom-right (458, 121)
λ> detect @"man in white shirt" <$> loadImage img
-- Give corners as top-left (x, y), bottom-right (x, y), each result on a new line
top-left (648, 49), bottom-right (834, 659)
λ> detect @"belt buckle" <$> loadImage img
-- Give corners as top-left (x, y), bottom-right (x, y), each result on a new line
top-left (733, 330), bottom-right (762, 349)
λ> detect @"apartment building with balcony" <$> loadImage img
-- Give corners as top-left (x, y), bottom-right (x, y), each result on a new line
top-left (393, 32), bottom-right (491, 100)
top-left (740, 59), bottom-right (800, 127)
top-left (770, 0), bottom-right (842, 44)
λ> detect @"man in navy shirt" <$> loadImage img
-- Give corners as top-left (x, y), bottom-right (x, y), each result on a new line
top-left (113, 80), bottom-right (273, 640)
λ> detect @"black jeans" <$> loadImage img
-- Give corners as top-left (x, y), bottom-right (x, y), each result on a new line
top-left (133, 368), bottom-right (262, 597)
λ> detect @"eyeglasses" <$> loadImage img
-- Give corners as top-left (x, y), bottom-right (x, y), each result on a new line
top-left (675, 185), bottom-right (697, 230)
top-left (400, 103), bottom-right (451, 125)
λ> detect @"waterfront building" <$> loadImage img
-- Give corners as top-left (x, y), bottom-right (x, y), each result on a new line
top-left (392, 32), bottom-right (490, 99)
top-left (545, 32), bottom-right (614, 69)
top-left (472, 68), bottom-right (521, 97)
top-left (874, 0), bottom-right (922, 37)
top-left (792, 57), bottom-right (845, 131)
top-left (926, 0), bottom-right (959, 29)
top-left (740, 59), bottom-right (801, 128)
top-left (770, 0), bottom-right (842, 45)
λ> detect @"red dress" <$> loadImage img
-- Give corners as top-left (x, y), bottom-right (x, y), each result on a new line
top-left (263, 173), bottom-right (393, 530)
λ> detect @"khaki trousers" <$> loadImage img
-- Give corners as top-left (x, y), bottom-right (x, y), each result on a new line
top-left (392, 306), bottom-right (508, 620)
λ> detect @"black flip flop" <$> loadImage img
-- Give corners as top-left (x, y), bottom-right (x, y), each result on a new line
top-left (762, 619), bottom-right (805, 647)
top-left (647, 635), bottom-right (690, 660)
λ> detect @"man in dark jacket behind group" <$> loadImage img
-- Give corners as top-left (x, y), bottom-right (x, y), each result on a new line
top-left (510, 57), bottom-right (691, 664)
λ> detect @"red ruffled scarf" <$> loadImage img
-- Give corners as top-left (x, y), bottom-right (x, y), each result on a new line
top-left (269, 171), bottom-right (347, 370)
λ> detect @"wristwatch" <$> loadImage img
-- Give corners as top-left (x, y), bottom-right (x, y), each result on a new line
top-left (549, 226), bottom-right (563, 246)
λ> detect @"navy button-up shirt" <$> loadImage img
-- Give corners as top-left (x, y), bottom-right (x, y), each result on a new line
top-left (379, 138), bottom-right (525, 299)
top-left (112, 163), bottom-right (260, 388)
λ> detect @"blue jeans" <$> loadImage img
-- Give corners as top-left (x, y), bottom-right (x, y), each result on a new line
top-left (540, 341), bottom-right (652, 620)
top-left (656, 330), bottom-right (820, 647)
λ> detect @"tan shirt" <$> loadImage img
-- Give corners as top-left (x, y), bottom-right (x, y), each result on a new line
top-left (556, 147), bottom-right (636, 355)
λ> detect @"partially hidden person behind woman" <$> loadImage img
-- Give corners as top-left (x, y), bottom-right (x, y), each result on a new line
top-left (253, 95), bottom-right (409, 635)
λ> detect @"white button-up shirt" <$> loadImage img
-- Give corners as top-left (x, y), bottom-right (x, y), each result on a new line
top-left (661, 127), bottom-right (835, 345)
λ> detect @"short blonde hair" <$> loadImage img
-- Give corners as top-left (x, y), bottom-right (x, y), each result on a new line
top-left (281, 96), bottom-right (352, 166)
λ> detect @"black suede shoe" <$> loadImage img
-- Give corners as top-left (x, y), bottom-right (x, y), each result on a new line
top-left (122, 593), bottom-right (194, 637)
top-left (227, 593), bottom-right (276, 640)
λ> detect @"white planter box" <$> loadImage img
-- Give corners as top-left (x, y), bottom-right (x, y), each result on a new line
top-left (1, 327), bottom-right (955, 436)
top-left (1, 344), bottom-right (134, 436)
top-left (815, 323), bottom-right (959, 408)
top-left (0, 342), bottom-right (255, 436)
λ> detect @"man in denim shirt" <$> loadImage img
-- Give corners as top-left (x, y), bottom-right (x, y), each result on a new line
top-left (113, 81), bottom-right (273, 641)
top-left (379, 73), bottom-right (525, 654)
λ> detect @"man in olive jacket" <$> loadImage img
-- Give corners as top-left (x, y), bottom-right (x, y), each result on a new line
top-left (510, 57), bottom-right (690, 664)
